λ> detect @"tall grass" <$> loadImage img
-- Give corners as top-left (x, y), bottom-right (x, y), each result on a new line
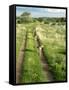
top-left (16, 24), bottom-right (27, 61)
top-left (20, 25), bottom-right (48, 83)
top-left (36, 23), bottom-right (66, 81)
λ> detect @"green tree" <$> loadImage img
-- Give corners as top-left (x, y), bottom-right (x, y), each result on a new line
top-left (20, 12), bottom-right (32, 23)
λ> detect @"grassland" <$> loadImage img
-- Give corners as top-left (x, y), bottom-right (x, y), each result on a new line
top-left (18, 24), bottom-right (49, 83)
top-left (36, 23), bottom-right (66, 81)
top-left (16, 19), bottom-right (66, 83)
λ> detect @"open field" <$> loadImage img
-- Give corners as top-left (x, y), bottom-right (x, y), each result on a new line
top-left (16, 21), bottom-right (66, 83)
top-left (16, 7), bottom-right (66, 84)
top-left (36, 23), bottom-right (66, 81)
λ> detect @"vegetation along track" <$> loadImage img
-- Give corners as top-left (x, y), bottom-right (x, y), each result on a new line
top-left (36, 35), bottom-right (54, 81)
top-left (16, 25), bottom-right (27, 83)
top-left (16, 24), bottom-right (54, 83)
top-left (16, 23), bottom-right (66, 83)
top-left (35, 25), bottom-right (66, 81)
top-left (16, 11), bottom-right (66, 83)
top-left (19, 25), bottom-right (47, 83)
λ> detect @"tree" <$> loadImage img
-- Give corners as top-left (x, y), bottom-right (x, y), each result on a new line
top-left (20, 12), bottom-right (32, 23)
top-left (37, 17), bottom-right (43, 22)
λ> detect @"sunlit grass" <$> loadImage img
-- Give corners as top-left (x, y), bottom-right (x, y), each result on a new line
top-left (16, 24), bottom-right (26, 61)
top-left (20, 27), bottom-right (48, 83)
top-left (36, 23), bottom-right (66, 81)
top-left (16, 22), bottom-right (66, 82)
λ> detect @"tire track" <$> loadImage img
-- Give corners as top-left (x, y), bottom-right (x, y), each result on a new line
top-left (36, 31), bottom-right (54, 82)
top-left (16, 30), bottom-right (27, 83)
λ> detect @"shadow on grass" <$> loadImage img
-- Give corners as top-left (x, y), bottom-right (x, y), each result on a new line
top-left (21, 49), bottom-right (36, 52)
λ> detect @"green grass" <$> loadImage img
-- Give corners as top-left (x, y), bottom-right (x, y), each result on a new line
top-left (20, 26), bottom-right (48, 83)
top-left (16, 22), bottom-right (66, 83)
top-left (36, 23), bottom-right (66, 81)
top-left (16, 24), bottom-right (27, 61)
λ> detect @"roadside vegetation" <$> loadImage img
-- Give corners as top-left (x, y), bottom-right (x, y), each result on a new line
top-left (36, 23), bottom-right (66, 81)
top-left (16, 11), bottom-right (66, 83)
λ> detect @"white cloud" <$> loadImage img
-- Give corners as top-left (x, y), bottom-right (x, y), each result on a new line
top-left (47, 9), bottom-right (65, 13)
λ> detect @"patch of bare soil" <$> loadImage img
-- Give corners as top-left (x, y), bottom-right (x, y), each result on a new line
top-left (39, 48), bottom-right (54, 81)
top-left (16, 34), bottom-right (27, 83)
top-left (36, 33), bottom-right (54, 82)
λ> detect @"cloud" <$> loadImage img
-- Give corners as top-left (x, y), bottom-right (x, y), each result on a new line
top-left (47, 9), bottom-right (65, 13)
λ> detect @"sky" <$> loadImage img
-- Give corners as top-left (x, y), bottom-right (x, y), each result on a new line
top-left (16, 6), bottom-right (66, 18)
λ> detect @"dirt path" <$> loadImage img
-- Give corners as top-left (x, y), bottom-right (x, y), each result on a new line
top-left (16, 32), bottom-right (27, 83)
top-left (39, 47), bottom-right (54, 81)
top-left (36, 35), bottom-right (54, 82)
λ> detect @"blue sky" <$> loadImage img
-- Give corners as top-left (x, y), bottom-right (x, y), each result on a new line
top-left (16, 6), bottom-right (66, 18)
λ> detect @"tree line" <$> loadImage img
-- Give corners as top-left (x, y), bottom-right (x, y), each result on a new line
top-left (16, 12), bottom-right (66, 25)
